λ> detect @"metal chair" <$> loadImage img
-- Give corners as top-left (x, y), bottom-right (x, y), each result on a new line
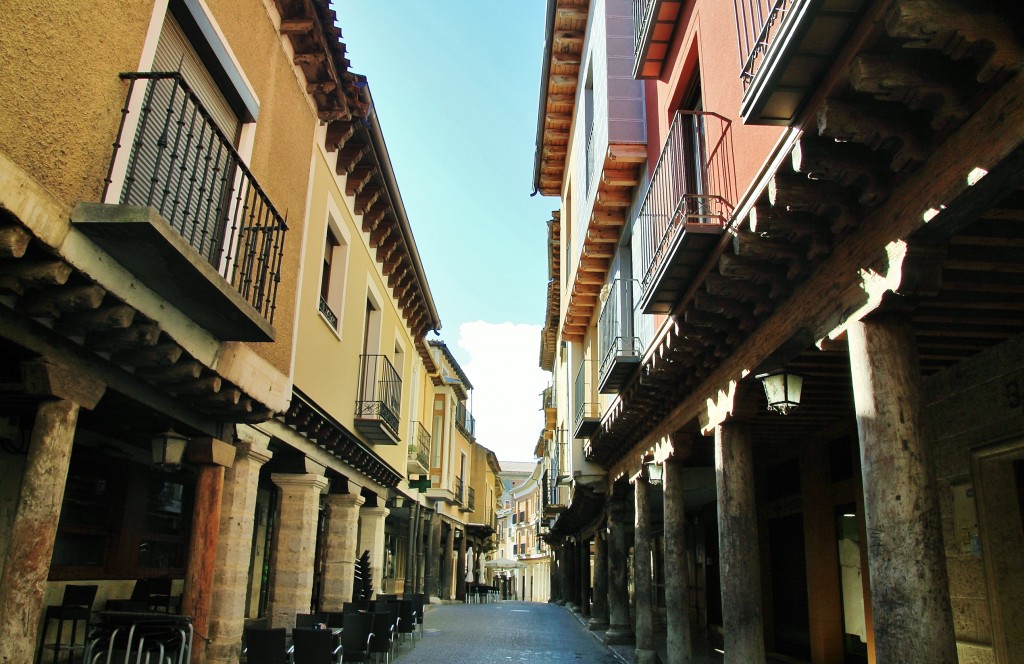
top-left (291, 627), bottom-right (342, 664)
top-left (242, 626), bottom-right (288, 664)
top-left (408, 594), bottom-right (425, 639)
top-left (368, 609), bottom-right (396, 664)
top-left (340, 612), bottom-right (375, 663)
top-left (36, 584), bottom-right (98, 664)
top-left (295, 613), bottom-right (327, 629)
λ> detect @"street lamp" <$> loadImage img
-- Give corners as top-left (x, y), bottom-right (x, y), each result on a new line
top-left (756, 370), bottom-right (804, 415)
top-left (151, 429), bottom-right (188, 470)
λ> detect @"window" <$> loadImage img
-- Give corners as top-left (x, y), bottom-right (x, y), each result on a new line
top-left (512, 544), bottom-right (518, 556)
top-left (512, 512), bottom-right (518, 525)
top-left (319, 225), bottom-right (347, 329)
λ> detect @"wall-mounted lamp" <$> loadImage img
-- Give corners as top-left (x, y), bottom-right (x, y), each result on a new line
top-left (644, 459), bottom-right (664, 486)
top-left (151, 429), bottom-right (188, 469)
top-left (756, 370), bottom-right (804, 415)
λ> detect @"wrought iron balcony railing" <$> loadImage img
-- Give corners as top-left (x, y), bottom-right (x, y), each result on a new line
top-left (104, 72), bottom-right (287, 323)
top-left (598, 279), bottom-right (642, 393)
top-left (355, 354), bottom-right (402, 440)
top-left (408, 421), bottom-right (431, 472)
top-left (467, 486), bottom-right (476, 512)
top-left (637, 111), bottom-right (734, 313)
top-left (455, 401), bottom-right (476, 439)
top-left (574, 364), bottom-right (599, 438)
top-left (454, 476), bottom-right (465, 506)
top-left (319, 295), bottom-right (338, 329)
top-left (736, 0), bottom-right (794, 92)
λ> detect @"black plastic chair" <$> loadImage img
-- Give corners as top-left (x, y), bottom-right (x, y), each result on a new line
top-left (392, 600), bottom-right (415, 643)
top-left (243, 627), bottom-right (288, 664)
top-left (36, 584), bottom-right (98, 664)
top-left (368, 609), bottom-right (396, 664)
top-left (340, 612), bottom-right (375, 663)
top-left (409, 594), bottom-right (425, 638)
top-left (295, 612), bottom-right (328, 629)
top-left (291, 627), bottom-right (342, 664)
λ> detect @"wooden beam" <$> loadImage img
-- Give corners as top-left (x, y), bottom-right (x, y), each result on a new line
top-left (550, 75), bottom-right (579, 88)
top-left (591, 210), bottom-right (625, 226)
top-left (354, 186), bottom-right (383, 214)
top-left (361, 207), bottom-right (388, 234)
top-left (293, 52), bottom-right (327, 67)
top-left (608, 144), bottom-right (648, 163)
top-left (817, 99), bottom-right (928, 171)
top-left (552, 52), bottom-right (582, 66)
top-left (345, 166), bottom-right (377, 197)
top-left (556, 6), bottom-right (588, 20)
top-left (114, 342), bottom-right (184, 368)
top-left (596, 189), bottom-right (633, 207)
top-left (280, 18), bottom-right (314, 34)
top-left (548, 93), bottom-right (577, 105)
top-left (21, 284), bottom-right (106, 317)
top-left (325, 120), bottom-right (355, 150)
top-left (0, 260), bottom-right (71, 288)
top-left (85, 323), bottom-right (161, 352)
top-left (553, 31), bottom-right (584, 45)
top-left (849, 53), bottom-right (968, 130)
top-left (336, 141), bottom-right (369, 175)
top-left (57, 304), bottom-right (135, 333)
top-left (0, 225), bottom-right (30, 258)
top-left (791, 136), bottom-right (888, 206)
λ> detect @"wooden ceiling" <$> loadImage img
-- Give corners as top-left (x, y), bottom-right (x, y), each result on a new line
top-left (535, 0), bottom-right (590, 197)
top-left (585, 0), bottom-right (1024, 467)
top-left (540, 212), bottom-right (561, 371)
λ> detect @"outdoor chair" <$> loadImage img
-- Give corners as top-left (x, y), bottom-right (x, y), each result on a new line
top-left (36, 584), bottom-right (98, 664)
top-left (296, 612), bottom-right (328, 629)
top-left (392, 600), bottom-right (415, 642)
top-left (340, 611), bottom-right (375, 662)
top-left (368, 609), bottom-right (396, 664)
top-left (242, 626), bottom-right (289, 664)
top-left (291, 627), bottom-right (342, 664)
top-left (409, 594), bottom-right (425, 638)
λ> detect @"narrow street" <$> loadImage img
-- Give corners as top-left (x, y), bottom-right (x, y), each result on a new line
top-left (393, 602), bottom-right (621, 664)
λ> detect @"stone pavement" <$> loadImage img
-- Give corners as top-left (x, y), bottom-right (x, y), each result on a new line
top-left (391, 601), bottom-right (621, 663)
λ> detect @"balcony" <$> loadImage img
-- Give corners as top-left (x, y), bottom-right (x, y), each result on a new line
top-left (454, 476), bottom-right (465, 507)
top-left (354, 354), bottom-right (402, 444)
top-left (598, 279), bottom-right (641, 393)
top-left (407, 421), bottom-right (431, 475)
top-left (736, 0), bottom-right (867, 124)
top-left (455, 401), bottom-right (476, 440)
top-left (573, 364), bottom-right (599, 439)
top-left (632, 0), bottom-right (685, 79)
top-left (460, 486), bottom-right (475, 513)
top-left (542, 385), bottom-right (557, 430)
top-left (637, 111), bottom-right (735, 315)
top-left (74, 73), bottom-right (286, 342)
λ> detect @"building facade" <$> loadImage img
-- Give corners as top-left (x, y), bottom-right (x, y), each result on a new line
top-left (534, 0), bottom-right (1024, 663)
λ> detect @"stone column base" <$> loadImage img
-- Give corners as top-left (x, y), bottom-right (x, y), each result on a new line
top-left (587, 618), bottom-right (609, 631)
top-left (635, 647), bottom-right (660, 664)
top-left (603, 624), bottom-right (635, 645)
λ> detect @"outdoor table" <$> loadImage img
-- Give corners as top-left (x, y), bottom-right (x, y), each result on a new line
top-left (83, 610), bottom-right (193, 664)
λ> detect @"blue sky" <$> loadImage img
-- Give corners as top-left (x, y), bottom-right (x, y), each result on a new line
top-left (334, 2), bottom-right (555, 461)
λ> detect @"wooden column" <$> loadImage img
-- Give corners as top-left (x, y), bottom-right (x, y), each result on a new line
top-left (182, 438), bottom-right (236, 664)
top-left (579, 536), bottom-right (591, 617)
top-left (404, 503), bottom-right (421, 597)
top-left (848, 315), bottom-right (956, 664)
top-left (207, 432), bottom-right (273, 664)
top-left (634, 472), bottom-right (657, 664)
top-left (589, 527), bottom-right (609, 629)
top-left (440, 523), bottom-right (455, 600)
top-left (716, 421), bottom-right (766, 664)
top-left (0, 361), bottom-right (103, 664)
top-left (604, 492), bottom-right (634, 645)
top-left (455, 529), bottom-right (467, 602)
top-left (320, 492), bottom-right (364, 610)
top-left (565, 539), bottom-right (578, 610)
top-left (800, 441), bottom-right (843, 663)
top-left (664, 456), bottom-right (692, 664)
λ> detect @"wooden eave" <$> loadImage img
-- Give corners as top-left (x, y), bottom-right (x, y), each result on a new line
top-left (633, 0), bottom-right (685, 79)
top-left (322, 111), bottom-right (439, 341)
top-left (540, 212), bottom-right (561, 371)
top-left (584, 0), bottom-right (1024, 468)
top-left (283, 388), bottom-right (403, 487)
top-left (559, 144), bottom-right (646, 342)
top-left (535, 0), bottom-right (590, 196)
top-left (274, 0), bottom-right (369, 122)
top-left (0, 214), bottom-right (274, 424)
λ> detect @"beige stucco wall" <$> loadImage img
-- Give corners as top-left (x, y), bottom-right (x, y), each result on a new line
top-left (293, 145), bottom-right (418, 476)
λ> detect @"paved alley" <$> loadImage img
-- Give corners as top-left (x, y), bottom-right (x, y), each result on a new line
top-left (392, 602), bottom-right (621, 664)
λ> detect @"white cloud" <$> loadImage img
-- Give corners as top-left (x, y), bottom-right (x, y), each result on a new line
top-left (455, 321), bottom-right (548, 463)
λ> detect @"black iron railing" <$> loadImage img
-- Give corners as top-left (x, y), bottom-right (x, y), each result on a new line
top-left (355, 354), bottom-right (401, 434)
top-left (455, 401), bottom-right (476, 439)
top-left (632, 0), bottom-right (659, 64)
top-left (409, 421), bottom-right (431, 469)
top-left (637, 111), bottom-right (734, 296)
top-left (454, 476), bottom-right (465, 506)
top-left (467, 487), bottom-right (476, 512)
top-left (735, 0), bottom-right (793, 90)
top-left (598, 279), bottom-right (642, 383)
top-left (541, 384), bottom-right (556, 410)
top-left (319, 295), bottom-right (338, 329)
top-left (574, 363), bottom-right (598, 431)
top-left (104, 72), bottom-right (287, 322)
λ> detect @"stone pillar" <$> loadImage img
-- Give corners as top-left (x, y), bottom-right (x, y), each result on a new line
top-left (848, 315), bottom-right (957, 663)
top-left (320, 493), bottom-right (364, 610)
top-left (267, 473), bottom-right (328, 628)
top-left (357, 504), bottom-right (389, 599)
top-left (425, 516), bottom-right (442, 601)
top-left (207, 432), bottom-right (273, 664)
top-left (604, 492), bottom-right (634, 645)
top-left (0, 362), bottom-right (103, 664)
top-left (589, 527), bottom-right (609, 630)
top-left (664, 456), bottom-right (691, 664)
top-left (455, 529), bottom-right (467, 601)
top-left (182, 438), bottom-right (236, 664)
top-left (404, 503), bottom-right (420, 597)
top-left (579, 536), bottom-right (591, 618)
top-left (634, 472), bottom-right (657, 664)
top-left (440, 522), bottom-right (455, 600)
top-left (716, 421), bottom-right (765, 664)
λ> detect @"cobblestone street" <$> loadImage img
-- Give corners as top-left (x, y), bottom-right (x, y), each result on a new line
top-left (392, 602), bottom-right (621, 664)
